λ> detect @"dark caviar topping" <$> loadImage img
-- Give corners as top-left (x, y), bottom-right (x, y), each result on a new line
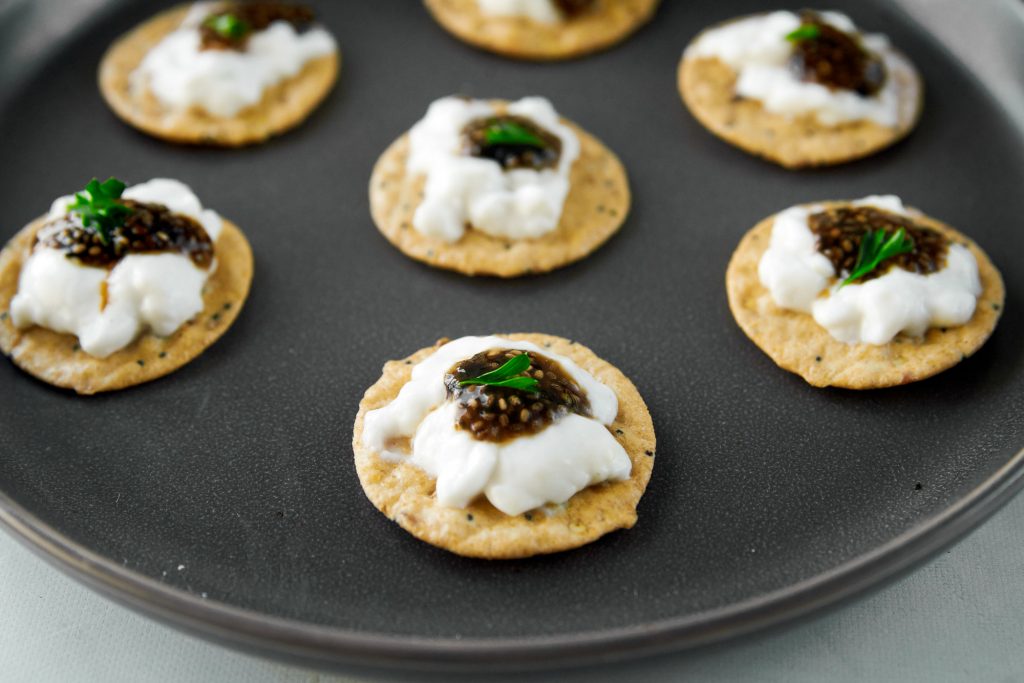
top-left (553, 0), bottom-right (596, 18)
top-left (37, 200), bottom-right (214, 270)
top-left (809, 206), bottom-right (948, 283)
top-left (462, 115), bottom-right (562, 171)
top-left (788, 11), bottom-right (886, 96)
top-left (200, 2), bottom-right (315, 51)
top-left (445, 349), bottom-right (590, 443)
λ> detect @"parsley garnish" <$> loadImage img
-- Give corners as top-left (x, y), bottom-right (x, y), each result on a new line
top-left (785, 24), bottom-right (821, 43)
top-left (458, 352), bottom-right (540, 392)
top-left (841, 227), bottom-right (915, 287)
top-left (483, 120), bottom-right (548, 149)
top-left (66, 177), bottom-right (131, 246)
top-left (203, 12), bottom-right (250, 41)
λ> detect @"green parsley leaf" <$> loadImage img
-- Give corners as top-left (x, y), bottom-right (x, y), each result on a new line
top-left (468, 376), bottom-right (542, 391)
top-left (785, 24), bottom-right (821, 43)
top-left (483, 120), bottom-right (548, 149)
top-left (204, 12), bottom-right (250, 41)
top-left (472, 352), bottom-right (530, 382)
top-left (458, 352), bottom-right (541, 392)
top-left (841, 227), bottom-right (915, 287)
top-left (66, 177), bottom-right (132, 246)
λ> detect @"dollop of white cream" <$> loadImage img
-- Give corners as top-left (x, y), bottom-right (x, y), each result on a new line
top-left (758, 195), bottom-right (982, 345)
top-left (10, 179), bottom-right (222, 358)
top-left (685, 10), bottom-right (918, 127)
top-left (476, 0), bottom-right (562, 24)
top-left (406, 96), bottom-right (581, 242)
top-left (132, 2), bottom-right (337, 118)
top-left (362, 336), bottom-right (630, 516)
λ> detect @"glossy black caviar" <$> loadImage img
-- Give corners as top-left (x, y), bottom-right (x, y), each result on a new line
top-left (809, 206), bottom-right (948, 281)
top-left (461, 116), bottom-right (562, 171)
top-left (444, 349), bottom-right (590, 442)
top-left (553, 0), bottom-right (596, 17)
top-left (200, 2), bottom-right (315, 51)
top-left (37, 200), bottom-right (214, 269)
top-left (789, 11), bottom-right (887, 96)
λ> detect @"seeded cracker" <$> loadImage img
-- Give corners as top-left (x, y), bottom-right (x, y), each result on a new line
top-left (0, 216), bottom-right (254, 394)
top-left (423, 0), bottom-right (660, 61)
top-left (99, 4), bottom-right (340, 147)
top-left (352, 333), bottom-right (656, 559)
top-left (369, 102), bottom-right (630, 277)
top-left (725, 204), bottom-right (1004, 389)
top-left (677, 26), bottom-right (923, 168)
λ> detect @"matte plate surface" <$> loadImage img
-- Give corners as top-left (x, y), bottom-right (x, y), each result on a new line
top-left (0, 0), bottom-right (1022, 673)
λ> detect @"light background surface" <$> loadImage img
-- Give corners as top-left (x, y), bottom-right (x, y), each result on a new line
top-left (2, 0), bottom-right (1023, 680)
top-left (3, 494), bottom-right (1024, 682)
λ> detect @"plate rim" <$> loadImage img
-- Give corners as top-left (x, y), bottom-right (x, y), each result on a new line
top-left (2, 444), bottom-right (1022, 672)
top-left (2, 0), bottom-right (1024, 674)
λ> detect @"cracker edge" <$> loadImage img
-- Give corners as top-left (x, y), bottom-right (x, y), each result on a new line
top-left (677, 49), bottom-right (924, 169)
top-left (423, 0), bottom-right (661, 61)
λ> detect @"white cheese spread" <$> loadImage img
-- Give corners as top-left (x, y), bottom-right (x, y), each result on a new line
top-left (406, 96), bottom-right (581, 242)
top-left (362, 336), bottom-right (630, 516)
top-left (685, 10), bottom-right (917, 127)
top-left (132, 2), bottom-right (337, 118)
top-left (10, 179), bottom-right (222, 358)
top-left (758, 195), bottom-right (982, 345)
top-left (476, 0), bottom-right (562, 24)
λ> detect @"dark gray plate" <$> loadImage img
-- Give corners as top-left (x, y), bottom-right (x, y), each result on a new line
top-left (0, 0), bottom-right (1022, 674)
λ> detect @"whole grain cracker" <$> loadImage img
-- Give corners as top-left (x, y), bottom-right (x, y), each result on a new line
top-left (678, 41), bottom-right (923, 169)
top-left (369, 105), bottom-right (630, 277)
top-left (99, 4), bottom-right (340, 147)
top-left (424, 0), bottom-right (660, 61)
top-left (726, 204), bottom-right (1004, 389)
top-left (0, 216), bottom-right (254, 394)
top-left (352, 333), bottom-right (656, 559)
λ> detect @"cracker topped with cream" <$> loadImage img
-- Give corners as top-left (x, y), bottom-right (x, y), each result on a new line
top-left (679, 10), bottom-right (923, 168)
top-left (352, 333), bottom-right (656, 558)
top-left (726, 196), bottom-right (1004, 388)
top-left (370, 96), bottom-right (630, 277)
top-left (423, 0), bottom-right (660, 61)
top-left (0, 177), bottom-right (253, 394)
top-left (99, 2), bottom-right (340, 146)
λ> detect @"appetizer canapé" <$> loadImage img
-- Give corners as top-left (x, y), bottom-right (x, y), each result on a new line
top-left (370, 96), bottom-right (630, 277)
top-left (424, 0), bottom-right (660, 61)
top-left (353, 334), bottom-right (656, 558)
top-left (679, 10), bottom-right (922, 168)
top-left (0, 178), bottom-right (253, 393)
top-left (99, 2), bottom-right (340, 146)
top-left (726, 196), bottom-right (1004, 388)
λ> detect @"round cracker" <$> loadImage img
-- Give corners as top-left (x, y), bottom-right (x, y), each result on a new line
top-left (369, 107), bottom-right (630, 278)
top-left (0, 215), bottom-right (254, 395)
top-left (352, 333), bottom-right (656, 559)
top-left (726, 204), bottom-right (1005, 389)
top-left (99, 4), bottom-right (340, 147)
top-left (423, 0), bottom-right (660, 61)
top-left (678, 39), bottom-right (923, 169)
